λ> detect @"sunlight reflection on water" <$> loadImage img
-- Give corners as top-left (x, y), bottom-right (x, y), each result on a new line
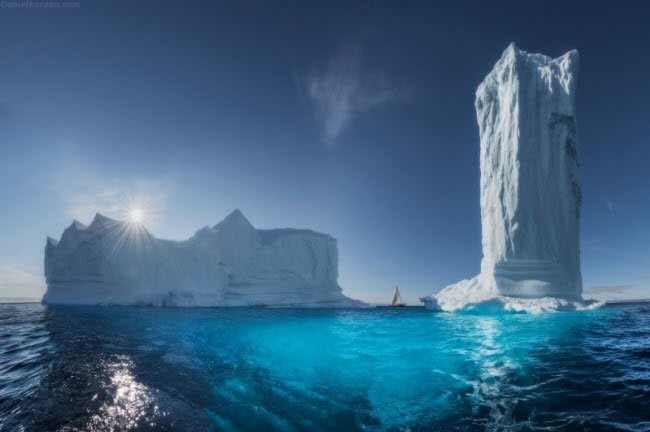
top-left (86, 356), bottom-right (164, 431)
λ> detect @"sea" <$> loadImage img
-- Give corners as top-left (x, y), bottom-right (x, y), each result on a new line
top-left (1, 302), bottom-right (649, 431)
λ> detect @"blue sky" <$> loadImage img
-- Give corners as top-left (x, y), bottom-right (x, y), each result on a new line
top-left (0, 0), bottom-right (648, 303)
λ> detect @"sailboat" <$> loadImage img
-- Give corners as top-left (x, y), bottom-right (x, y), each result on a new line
top-left (391, 285), bottom-right (406, 307)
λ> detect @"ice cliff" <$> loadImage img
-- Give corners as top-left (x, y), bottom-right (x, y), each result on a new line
top-left (43, 210), bottom-right (364, 307)
top-left (421, 43), bottom-right (596, 312)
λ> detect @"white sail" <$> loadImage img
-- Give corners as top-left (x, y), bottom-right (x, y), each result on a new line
top-left (391, 286), bottom-right (404, 306)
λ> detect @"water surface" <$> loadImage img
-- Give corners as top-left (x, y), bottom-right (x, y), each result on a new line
top-left (1, 303), bottom-right (649, 431)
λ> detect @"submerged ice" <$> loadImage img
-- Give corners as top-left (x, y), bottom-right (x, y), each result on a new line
top-left (422, 44), bottom-right (591, 312)
top-left (43, 210), bottom-right (363, 307)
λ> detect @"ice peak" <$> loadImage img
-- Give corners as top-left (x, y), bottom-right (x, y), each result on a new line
top-left (498, 43), bottom-right (578, 70)
top-left (481, 44), bottom-right (579, 108)
top-left (504, 41), bottom-right (518, 55)
top-left (226, 208), bottom-right (245, 220)
top-left (89, 212), bottom-right (119, 229)
top-left (46, 236), bottom-right (59, 246)
top-left (70, 220), bottom-right (87, 230)
top-left (214, 209), bottom-right (253, 231)
top-left (496, 42), bottom-right (522, 63)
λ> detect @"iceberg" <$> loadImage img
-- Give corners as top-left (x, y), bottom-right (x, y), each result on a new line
top-left (43, 210), bottom-right (364, 307)
top-left (421, 43), bottom-right (597, 312)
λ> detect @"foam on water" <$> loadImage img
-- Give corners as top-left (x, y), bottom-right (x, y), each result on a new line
top-left (1, 303), bottom-right (649, 431)
top-left (421, 276), bottom-right (604, 313)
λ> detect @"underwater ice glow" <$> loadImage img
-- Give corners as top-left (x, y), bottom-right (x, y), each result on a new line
top-left (2, 304), bottom-right (650, 431)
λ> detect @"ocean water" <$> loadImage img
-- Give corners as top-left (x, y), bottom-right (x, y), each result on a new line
top-left (1, 303), bottom-right (649, 431)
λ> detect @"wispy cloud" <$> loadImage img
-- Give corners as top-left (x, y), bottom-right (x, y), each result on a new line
top-left (585, 276), bottom-right (650, 300)
top-left (306, 43), bottom-right (410, 144)
top-left (585, 284), bottom-right (636, 294)
top-left (0, 259), bottom-right (44, 299)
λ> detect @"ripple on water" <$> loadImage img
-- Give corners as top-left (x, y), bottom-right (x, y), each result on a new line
top-left (0, 303), bottom-right (649, 431)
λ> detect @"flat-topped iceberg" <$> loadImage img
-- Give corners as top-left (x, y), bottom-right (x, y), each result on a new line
top-left (44, 210), bottom-right (364, 307)
top-left (421, 43), bottom-right (598, 312)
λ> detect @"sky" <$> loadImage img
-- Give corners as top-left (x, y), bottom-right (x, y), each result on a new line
top-left (0, 0), bottom-right (649, 303)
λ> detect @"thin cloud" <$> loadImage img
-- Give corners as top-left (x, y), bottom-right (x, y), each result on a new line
top-left (306, 44), bottom-right (410, 144)
top-left (44, 149), bottom-right (172, 231)
top-left (0, 259), bottom-right (44, 299)
top-left (63, 178), bottom-right (171, 232)
top-left (66, 187), bottom-right (122, 221)
top-left (585, 284), bottom-right (636, 294)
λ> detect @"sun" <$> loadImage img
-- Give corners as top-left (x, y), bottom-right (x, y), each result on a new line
top-left (129, 208), bottom-right (144, 224)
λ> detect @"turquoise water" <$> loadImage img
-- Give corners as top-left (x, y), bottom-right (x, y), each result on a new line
top-left (1, 303), bottom-right (649, 431)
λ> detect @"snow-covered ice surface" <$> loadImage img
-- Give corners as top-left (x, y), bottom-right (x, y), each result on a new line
top-left (421, 43), bottom-right (599, 313)
top-left (423, 276), bottom-right (602, 313)
top-left (43, 210), bottom-right (365, 307)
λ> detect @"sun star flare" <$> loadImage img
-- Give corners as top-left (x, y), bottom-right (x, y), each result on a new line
top-left (128, 208), bottom-right (144, 224)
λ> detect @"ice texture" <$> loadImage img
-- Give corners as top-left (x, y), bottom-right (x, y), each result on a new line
top-left (421, 44), bottom-right (588, 312)
top-left (423, 276), bottom-right (601, 313)
top-left (43, 210), bottom-right (364, 307)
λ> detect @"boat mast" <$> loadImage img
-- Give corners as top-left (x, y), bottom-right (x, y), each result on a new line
top-left (392, 285), bottom-right (403, 306)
